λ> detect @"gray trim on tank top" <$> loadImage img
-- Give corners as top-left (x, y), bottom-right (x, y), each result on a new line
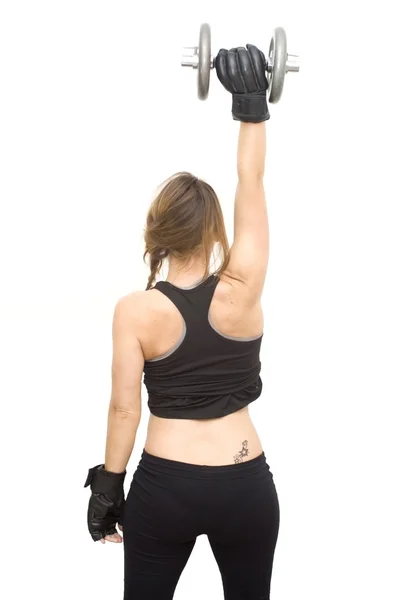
top-left (167, 278), bottom-right (203, 290)
top-left (147, 280), bottom-right (200, 362)
top-left (166, 278), bottom-right (263, 342)
top-left (148, 315), bottom-right (262, 363)
top-left (207, 314), bottom-right (263, 342)
top-left (148, 319), bottom-right (187, 362)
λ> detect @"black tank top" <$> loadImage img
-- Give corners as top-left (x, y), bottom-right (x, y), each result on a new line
top-left (143, 275), bottom-right (263, 419)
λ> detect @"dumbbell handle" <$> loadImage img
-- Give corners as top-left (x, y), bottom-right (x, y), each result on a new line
top-left (284, 54), bottom-right (300, 73)
top-left (181, 47), bottom-right (300, 74)
top-left (181, 47), bottom-right (215, 69)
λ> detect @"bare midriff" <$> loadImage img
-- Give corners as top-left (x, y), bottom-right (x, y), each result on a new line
top-left (145, 407), bottom-right (263, 465)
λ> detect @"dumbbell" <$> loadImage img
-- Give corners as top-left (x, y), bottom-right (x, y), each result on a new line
top-left (181, 23), bottom-right (300, 102)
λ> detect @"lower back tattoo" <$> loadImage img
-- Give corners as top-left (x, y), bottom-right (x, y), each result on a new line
top-left (233, 440), bottom-right (249, 464)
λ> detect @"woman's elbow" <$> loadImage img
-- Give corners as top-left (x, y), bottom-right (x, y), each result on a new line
top-left (110, 402), bottom-right (141, 424)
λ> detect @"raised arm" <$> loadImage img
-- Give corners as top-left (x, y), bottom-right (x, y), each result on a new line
top-left (226, 122), bottom-right (268, 297)
top-left (215, 44), bottom-right (270, 300)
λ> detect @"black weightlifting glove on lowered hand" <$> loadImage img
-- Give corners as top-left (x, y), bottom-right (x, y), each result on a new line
top-left (84, 464), bottom-right (126, 542)
top-left (215, 45), bottom-right (269, 123)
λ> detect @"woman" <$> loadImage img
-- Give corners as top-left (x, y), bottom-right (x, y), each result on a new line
top-left (85, 44), bottom-right (280, 600)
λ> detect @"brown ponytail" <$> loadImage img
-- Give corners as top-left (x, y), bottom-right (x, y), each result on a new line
top-left (145, 248), bottom-right (169, 290)
top-left (143, 172), bottom-right (230, 289)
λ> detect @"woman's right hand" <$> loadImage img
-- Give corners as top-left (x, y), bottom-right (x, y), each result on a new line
top-left (84, 464), bottom-right (126, 542)
top-left (215, 45), bottom-right (270, 123)
top-left (100, 524), bottom-right (123, 545)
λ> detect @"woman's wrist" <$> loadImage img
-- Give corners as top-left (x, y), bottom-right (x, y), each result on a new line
top-left (103, 463), bottom-right (126, 475)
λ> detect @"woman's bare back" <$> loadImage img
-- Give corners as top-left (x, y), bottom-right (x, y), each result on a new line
top-left (134, 275), bottom-right (264, 465)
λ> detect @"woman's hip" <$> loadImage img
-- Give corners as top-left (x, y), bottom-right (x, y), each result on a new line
top-left (124, 449), bottom-right (279, 541)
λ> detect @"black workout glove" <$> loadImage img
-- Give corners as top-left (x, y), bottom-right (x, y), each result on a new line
top-left (215, 45), bottom-right (269, 123)
top-left (84, 464), bottom-right (126, 542)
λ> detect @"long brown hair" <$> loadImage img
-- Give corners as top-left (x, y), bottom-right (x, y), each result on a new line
top-left (143, 172), bottom-right (230, 290)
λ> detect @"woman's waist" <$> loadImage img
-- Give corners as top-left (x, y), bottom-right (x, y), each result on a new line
top-left (144, 407), bottom-right (263, 466)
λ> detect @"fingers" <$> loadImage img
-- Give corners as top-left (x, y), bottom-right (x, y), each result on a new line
top-left (216, 45), bottom-right (267, 93)
top-left (226, 49), bottom-right (245, 94)
top-left (93, 521), bottom-right (123, 544)
top-left (237, 47), bottom-right (258, 93)
top-left (100, 532), bottom-right (123, 544)
top-left (104, 524), bottom-right (118, 537)
top-left (246, 44), bottom-right (268, 89)
top-left (87, 491), bottom-right (125, 542)
top-left (215, 49), bottom-right (229, 89)
top-left (106, 533), bottom-right (123, 543)
top-left (102, 524), bottom-right (122, 543)
top-left (216, 48), bottom-right (244, 93)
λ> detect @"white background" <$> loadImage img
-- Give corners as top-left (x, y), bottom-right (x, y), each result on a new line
top-left (1, 1), bottom-right (400, 599)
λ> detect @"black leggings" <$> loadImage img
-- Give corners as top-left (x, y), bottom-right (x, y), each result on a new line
top-left (123, 450), bottom-right (280, 600)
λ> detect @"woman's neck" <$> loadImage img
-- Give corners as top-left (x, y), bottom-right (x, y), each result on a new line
top-left (166, 258), bottom-right (209, 288)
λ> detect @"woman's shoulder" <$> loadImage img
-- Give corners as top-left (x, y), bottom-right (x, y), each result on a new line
top-left (112, 290), bottom-right (147, 328)
top-left (112, 286), bottom-right (169, 330)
